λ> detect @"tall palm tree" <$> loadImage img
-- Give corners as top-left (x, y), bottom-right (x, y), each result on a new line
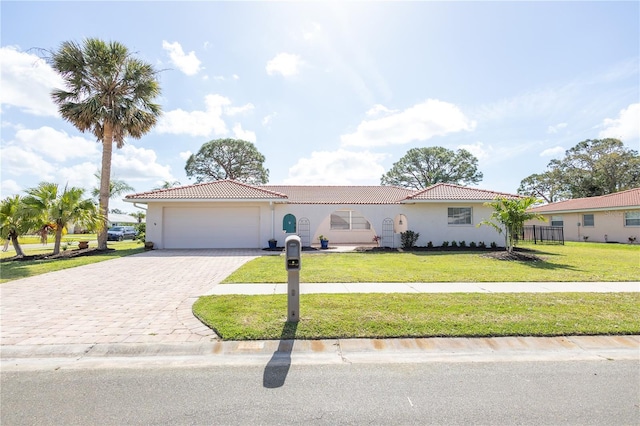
top-left (0, 195), bottom-right (32, 257)
top-left (23, 182), bottom-right (102, 255)
top-left (50, 38), bottom-right (162, 250)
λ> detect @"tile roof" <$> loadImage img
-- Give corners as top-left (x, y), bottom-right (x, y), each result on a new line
top-left (261, 185), bottom-right (414, 204)
top-left (125, 180), bottom-right (288, 201)
top-left (405, 183), bottom-right (521, 201)
top-left (125, 180), bottom-right (520, 204)
top-left (529, 188), bottom-right (640, 213)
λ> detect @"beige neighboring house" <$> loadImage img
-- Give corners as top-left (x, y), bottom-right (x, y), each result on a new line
top-left (526, 188), bottom-right (640, 243)
top-left (124, 180), bottom-right (520, 250)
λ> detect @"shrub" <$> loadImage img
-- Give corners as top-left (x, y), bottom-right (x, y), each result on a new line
top-left (441, 241), bottom-right (449, 248)
top-left (135, 222), bottom-right (146, 243)
top-left (490, 242), bottom-right (498, 249)
top-left (478, 241), bottom-right (486, 248)
top-left (400, 230), bottom-right (420, 249)
top-left (469, 241), bottom-right (477, 248)
top-left (451, 241), bottom-right (458, 248)
top-left (427, 241), bottom-right (433, 248)
top-left (459, 240), bottom-right (466, 248)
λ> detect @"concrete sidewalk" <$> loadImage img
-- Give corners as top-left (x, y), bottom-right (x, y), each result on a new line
top-left (206, 281), bottom-right (640, 295)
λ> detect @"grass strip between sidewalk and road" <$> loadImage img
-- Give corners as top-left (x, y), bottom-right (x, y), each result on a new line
top-left (193, 293), bottom-right (640, 340)
top-left (223, 243), bottom-right (640, 283)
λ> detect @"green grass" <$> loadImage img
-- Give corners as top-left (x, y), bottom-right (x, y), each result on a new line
top-left (0, 241), bottom-right (144, 283)
top-left (223, 242), bottom-right (640, 283)
top-left (193, 293), bottom-right (640, 340)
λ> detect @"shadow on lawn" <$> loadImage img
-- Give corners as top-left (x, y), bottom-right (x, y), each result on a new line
top-left (263, 321), bottom-right (298, 389)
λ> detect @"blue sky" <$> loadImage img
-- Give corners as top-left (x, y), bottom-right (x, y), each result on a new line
top-left (1, 1), bottom-right (638, 212)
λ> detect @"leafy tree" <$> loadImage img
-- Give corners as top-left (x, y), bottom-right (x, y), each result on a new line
top-left (517, 170), bottom-right (568, 204)
top-left (91, 172), bottom-right (135, 200)
top-left (381, 147), bottom-right (483, 189)
top-left (478, 196), bottom-right (546, 253)
top-left (50, 38), bottom-right (162, 250)
top-left (185, 139), bottom-right (269, 184)
top-left (23, 183), bottom-right (102, 255)
top-left (519, 139), bottom-right (640, 200)
top-left (0, 196), bottom-right (32, 257)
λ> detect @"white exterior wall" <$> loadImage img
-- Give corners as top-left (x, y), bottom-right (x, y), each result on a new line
top-left (527, 208), bottom-right (640, 243)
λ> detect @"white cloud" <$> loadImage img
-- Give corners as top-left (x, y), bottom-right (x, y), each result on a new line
top-left (0, 145), bottom-right (57, 179)
top-left (162, 40), bottom-right (202, 76)
top-left (599, 103), bottom-right (640, 141)
top-left (285, 149), bottom-right (386, 185)
top-left (232, 74), bottom-right (240, 80)
top-left (156, 94), bottom-right (231, 137)
top-left (111, 145), bottom-right (174, 183)
top-left (458, 142), bottom-right (491, 161)
top-left (547, 122), bottom-right (568, 134)
top-left (0, 179), bottom-right (22, 198)
top-left (13, 127), bottom-right (99, 161)
top-left (225, 103), bottom-right (255, 116)
top-left (262, 112), bottom-right (277, 127)
top-left (540, 146), bottom-right (565, 157)
top-left (341, 99), bottom-right (476, 147)
top-left (266, 53), bottom-right (304, 77)
top-left (365, 104), bottom-right (397, 117)
top-left (232, 124), bottom-right (256, 143)
top-left (0, 46), bottom-right (64, 116)
top-left (179, 150), bottom-right (192, 160)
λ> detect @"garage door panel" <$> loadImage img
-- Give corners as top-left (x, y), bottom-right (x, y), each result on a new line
top-left (163, 207), bottom-right (259, 248)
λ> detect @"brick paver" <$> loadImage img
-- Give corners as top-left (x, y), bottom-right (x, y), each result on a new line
top-left (0, 249), bottom-right (261, 345)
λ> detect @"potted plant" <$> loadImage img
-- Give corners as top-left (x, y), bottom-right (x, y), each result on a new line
top-left (372, 235), bottom-right (382, 247)
top-left (318, 235), bottom-right (329, 249)
top-left (268, 238), bottom-right (277, 249)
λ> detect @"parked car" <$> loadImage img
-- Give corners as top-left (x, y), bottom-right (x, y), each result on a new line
top-left (107, 226), bottom-right (137, 241)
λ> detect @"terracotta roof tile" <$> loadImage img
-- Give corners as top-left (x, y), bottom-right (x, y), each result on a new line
top-left (406, 183), bottom-right (521, 201)
top-left (262, 185), bottom-right (414, 204)
top-left (529, 188), bottom-right (640, 213)
top-left (125, 180), bottom-right (288, 200)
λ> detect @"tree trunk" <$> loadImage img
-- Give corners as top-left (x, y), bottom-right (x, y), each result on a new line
top-left (10, 232), bottom-right (24, 257)
top-left (97, 123), bottom-right (114, 250)
top-left (52, 224), bottom-right (63, 255)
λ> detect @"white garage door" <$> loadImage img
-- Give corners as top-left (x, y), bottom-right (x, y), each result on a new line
top-left (163, 207), bottom-right (260, 248)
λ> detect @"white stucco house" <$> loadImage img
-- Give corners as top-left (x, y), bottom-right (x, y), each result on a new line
top-left (124, 180), bottom-right (520, 249)
top-left (526, 188), bottom-right (640, 243)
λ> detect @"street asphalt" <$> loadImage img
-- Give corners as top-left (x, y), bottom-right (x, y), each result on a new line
top-left (1, 248), bottom-right (638, 370)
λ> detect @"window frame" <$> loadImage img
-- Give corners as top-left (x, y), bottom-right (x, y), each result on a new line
top-left (447, 207), bottom-right (473, 226)
top-left (551, 215), bottom-right (564, 227)
top-left (582, 214), bottom-right (594, 227)
top-left (624, 211), bottom-right (640, 227)
top-left (330, 210), bottom-right (371, 231)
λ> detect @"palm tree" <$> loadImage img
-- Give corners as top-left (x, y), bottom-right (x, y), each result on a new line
top-left (50, 38), bottom-right (162, 250)
top-left (130, 211), bottom-right (146, 223)
top-left (91, 172), bottom-right (135, 200)
top-left (23, 183), bottom-right (102, 255)
top-left (479, 196), bottom-right (547, 253)
top-left (154, 180), bottom-right (181, 190)
top-left (0, 195), bottom-right (32, 257)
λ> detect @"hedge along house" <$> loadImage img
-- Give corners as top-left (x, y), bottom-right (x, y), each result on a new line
top-left (124, 180), bottom-right (520, 249)
top-left (526, 188), bottom-right (640, 244)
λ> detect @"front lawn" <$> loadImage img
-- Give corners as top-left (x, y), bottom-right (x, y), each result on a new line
top-left (193, 293), bottom-right (640, 340)
top-left (223, 242), bottom-right (640, 283)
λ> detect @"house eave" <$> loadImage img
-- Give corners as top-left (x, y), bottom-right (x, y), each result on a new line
top-left (531, 205), bottom-right (640, 215)
top-left (124, 198), bottom-right (287, 204)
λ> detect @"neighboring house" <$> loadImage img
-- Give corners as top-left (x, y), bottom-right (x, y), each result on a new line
top-left (124, 180), bottom-right (520, 249)
top-left (107, 213), bottom-right (138, 227)
top-left (526, 188), bottom-right (640, 243)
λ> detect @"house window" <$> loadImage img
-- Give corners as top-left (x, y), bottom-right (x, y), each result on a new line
top-left (625, 211), bottom-right (640, 227)
top-left (448, 207), bottom-right (472, 225)
top-left (330, 210), bottom-right (371, 230)
top-left (582, 214), bottom-right (594, 227)
top-left (283, 214), bottom-right (296, 233)
top-left (551, 215), bottom-right (564, 227)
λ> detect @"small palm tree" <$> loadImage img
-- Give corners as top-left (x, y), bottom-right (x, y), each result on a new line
top-left (50, 38), bottom-right (162, 250)
top-left (131, 211), bottom-right (146, 223)
top-left (154, 180), bottom-right (181, 190)
top-left (478, 196), bottom-right (547, 253)
top-left (0, 195), bottom-right (32, 257)
top-left (91, 172), bottom-right (135, 200)
top-left (23, 183), bottom-right (102, 255)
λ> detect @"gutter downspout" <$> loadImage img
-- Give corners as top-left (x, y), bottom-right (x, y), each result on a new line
top-left (133, 202), bottom-right (147, 211)
top-left (270, 201), bottom-right (275, 240)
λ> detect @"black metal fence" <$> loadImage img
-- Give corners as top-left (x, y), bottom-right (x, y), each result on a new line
top-left (521, 225), bottom-right (564, 245)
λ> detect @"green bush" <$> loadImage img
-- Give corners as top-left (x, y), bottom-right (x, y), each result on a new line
top-left (135, 222), bottom-right (146, 243)
top-left (469, 241), bottom-right (477, 248)
top-left (459, 240), bottom-right (466, 247)
top-left (400, 230), bottom-right (420, 249)
top-left (442, 241), bottom-right (449, 248)
top-left (451, 241), bottom-right (458, 248)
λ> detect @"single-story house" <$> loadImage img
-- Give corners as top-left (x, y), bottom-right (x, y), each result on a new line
top-left (124, 180), bottom-right (520, 249)
top-left (526, 188), bottom-right (640, 243)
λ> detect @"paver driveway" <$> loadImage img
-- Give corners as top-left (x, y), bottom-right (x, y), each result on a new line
top-left (0, 250), bottom-right (262, 346)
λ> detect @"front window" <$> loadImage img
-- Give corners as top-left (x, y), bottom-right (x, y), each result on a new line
top-left (448, 207), bottom-right (472, 225)
top-left (551, 215), bottom-right (564, 227)
top-left (583, 214), bottom-right (594, 227)
top-left (625, 211), bottom-right (640, 227)
top-left (330, 210), bottom-right (371, 230)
